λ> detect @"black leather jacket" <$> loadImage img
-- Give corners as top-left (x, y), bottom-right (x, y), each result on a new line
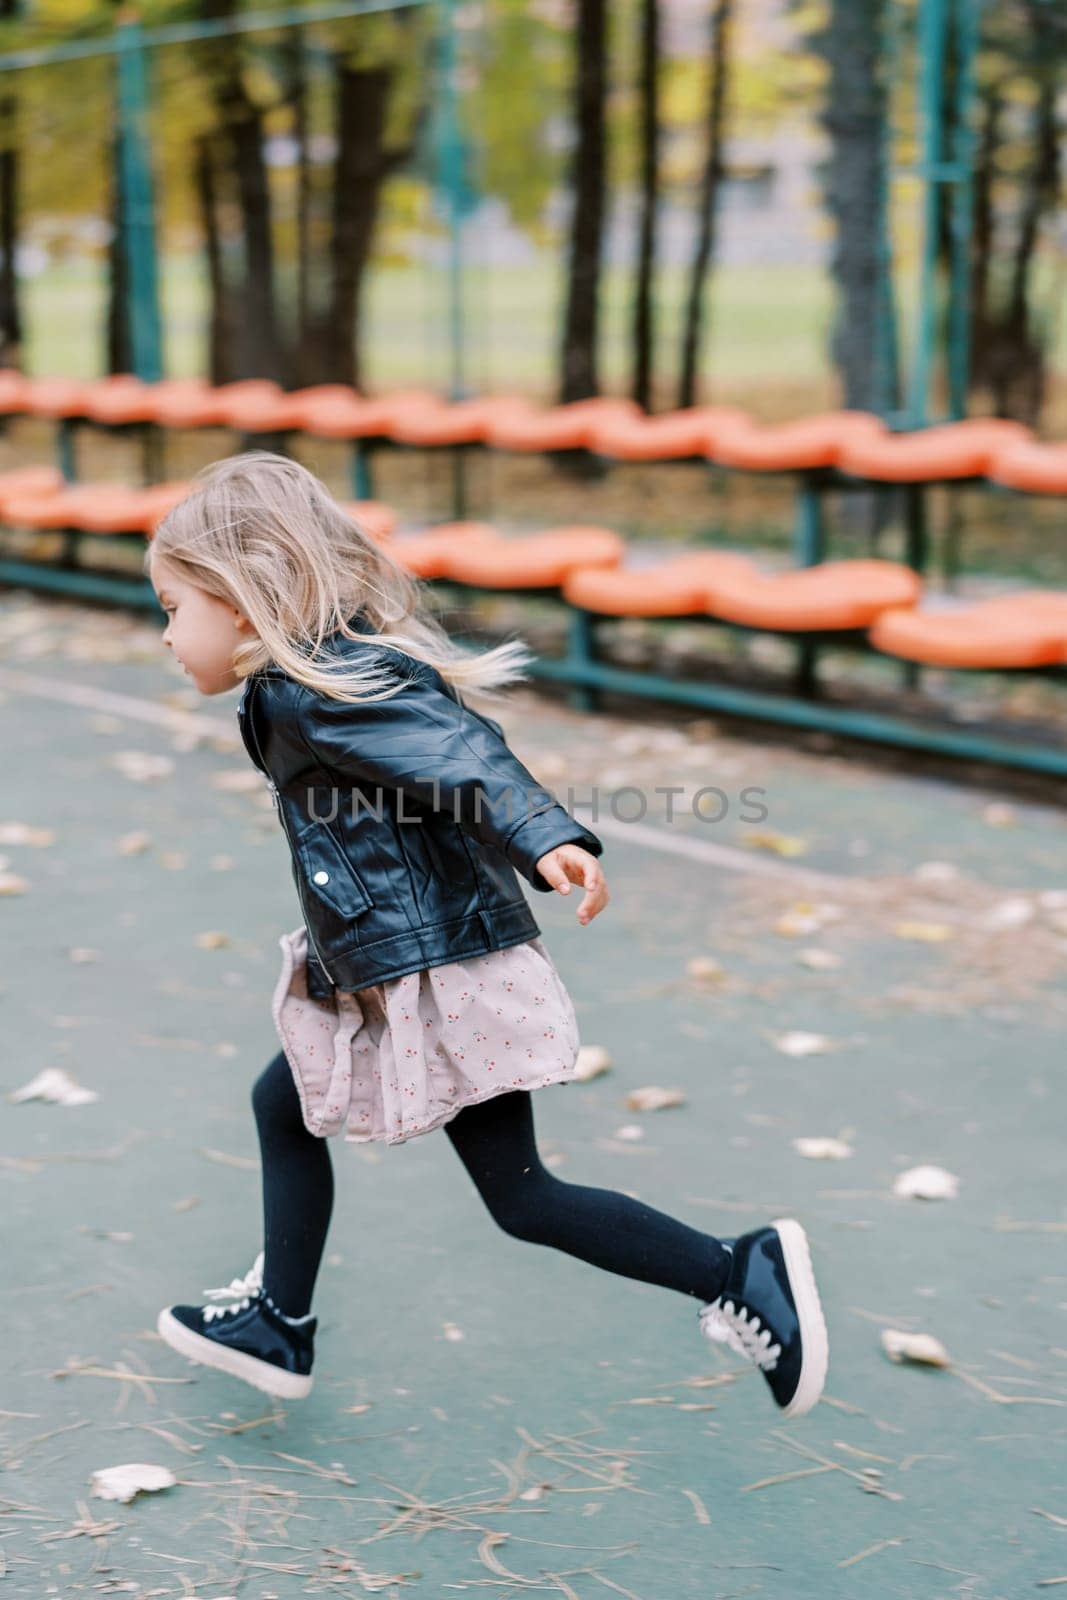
top-left (236, 613), bottom-right (604, 997)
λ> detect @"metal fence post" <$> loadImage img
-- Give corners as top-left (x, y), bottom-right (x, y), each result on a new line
top-left (115, 15), bottom-right (163, 381)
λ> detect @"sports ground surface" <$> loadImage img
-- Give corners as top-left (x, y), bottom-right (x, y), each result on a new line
top-left (2, 591), bottom-right (1065, 1599)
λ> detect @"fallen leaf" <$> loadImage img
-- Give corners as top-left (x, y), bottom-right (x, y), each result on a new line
top-left (793, 1137), bottom-right (854, 1161)
top-left (796, 948), bottom-right (842, 971)
top-left (9, 1068), bottom-right (99, 1107)
top-left (744, 830), bottom-right (809, 858)
top-left (982, 802), bottom-right (1016, 828)
top-left (111, 751), bottom-right (175, 783)
top-left (89, 1463), bottom-right (177, 1503)
top-left (775, 902), bottom-right (844, 937)
top-left (880, 1329), bottom-right (951, 1368)
top-left (614, 1124), bottom-right (645, 1141)
top-left (625, 1086), bottom-right (686, 1112)
top-left (573, 1044), bottom-right (611, 1081)
top-left (981, 898), bottom-right (1034, 931)
top-left (772, 1031), bottom-right (835, 1058)
top-left (0, 872), bottom-right (30, 896)
top-left (116, 831), bottom-right (153, 856)
top-left (892, 1165), bottom-right (959, 1200)
top-left (212, 769), bottom-right (266, 793)
top-left (893, 921), bottom-right (953, 943)
top-left (686, 955), bottom-right (726, 984)
top-left (913, 861), bottom-right (958, 884)
top-left (0, 821), bottom-right (55, 846)
top-left (196, 930), bottom-right (232, 950)
top-left (69, 948), bottom-right (102, 964)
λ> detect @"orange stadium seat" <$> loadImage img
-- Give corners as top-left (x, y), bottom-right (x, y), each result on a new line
top-left (0, 465), bottom-right (64, 509)
top-left (137, 482), bottom-right (194, 533)
top-left (2, 485), bottom-right (88, 528)
top-left (294, 387), bottom-right (439, 439)
top-left (445, 526), bottom-right (625, 587)
top-left (0, 368), bottom-right (29, 414)
top-left (21, 377), bottom-right (98, 418)
top-left (870, 592), bottom-right (1067, 669)
top-left (708, 411), bottom-right (888, 471)
top-left (589, 406), bottom-right (749, 461)
top-left (838, 418), bottom-right (1031, 482)
top-left (82, 375), bottom-right (164, 426)
top-left (485, 397), bottom-right (641, 452)
top-left (987, 439), bottom-right (1067, 495)
top-left (703, 557), bottom-right (922, 632)
top-left (562, 550), bottom-right (757, 614)
top-left (338, 500), bottom-right (397, 540)
top-left (388, 395), bottom-right (532, 447)
top-left (389, 522), bottom-right (500, 579)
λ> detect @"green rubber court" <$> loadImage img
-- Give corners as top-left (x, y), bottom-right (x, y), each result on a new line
top-left (2, 590), bottom-right (1065, 1599)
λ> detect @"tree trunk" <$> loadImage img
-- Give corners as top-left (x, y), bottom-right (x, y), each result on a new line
top-left (282, 29), bottom-right (318, 383)
top-left (632, 0), bottom-right (659, 411)
top-left (201, 0), bottom-right (282, 383)
top-left (106, 135), bottom-right (132, 374)
top-left (0, 0), bottom-right (21, 370)
top-left (969, 2), bottom-right (1061, 424)
top-left (560, 0), bottom-right (607, 403)
top-left (194, 133), bottom-right (235, 386)
top-left (678, 0), bottom-right (732, 411)
top-left (814, 0), bottom-right (888, 411)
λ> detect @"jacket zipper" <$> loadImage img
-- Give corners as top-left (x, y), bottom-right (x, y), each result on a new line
top-left (242, 678), bottom-right (337, 985)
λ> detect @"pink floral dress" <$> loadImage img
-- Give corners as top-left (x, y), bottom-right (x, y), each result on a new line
top-left (270, 925), bottom-right (583, 1146)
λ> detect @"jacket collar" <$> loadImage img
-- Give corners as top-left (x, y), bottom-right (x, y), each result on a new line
top-left (244, 609), bottom-right (378, 691)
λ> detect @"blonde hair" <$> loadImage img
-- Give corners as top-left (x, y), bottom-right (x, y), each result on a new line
top-left (144, 450), bottom-right (535, 705)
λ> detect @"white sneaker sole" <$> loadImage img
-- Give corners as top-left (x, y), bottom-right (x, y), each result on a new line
top-left (156, 1308), bottom-right (313, 1401)
top-left (770, 1216), bottom-right (829, 1418)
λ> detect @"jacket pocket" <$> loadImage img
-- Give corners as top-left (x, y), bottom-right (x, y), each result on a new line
top-left (294, 822), bottom-right (375, 922)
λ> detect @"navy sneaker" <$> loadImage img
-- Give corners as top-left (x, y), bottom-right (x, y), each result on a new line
top-left (697, 1219), bottom-right (828, 1418)
top-left (156, 1253), bottom-right (316, 1401)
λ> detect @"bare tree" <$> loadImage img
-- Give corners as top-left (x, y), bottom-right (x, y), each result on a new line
top-left (678, 0), bottom-right (732, 410)
top-left (632, 0), bottom-right (659, 410)
top-left (560, 0), bottom-right (607, 402)
top-left (0, 0), bottom-right (21, 368)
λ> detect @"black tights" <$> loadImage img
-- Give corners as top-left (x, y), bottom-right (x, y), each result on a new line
top-left (251, 1050), bottom-right (731, 1319)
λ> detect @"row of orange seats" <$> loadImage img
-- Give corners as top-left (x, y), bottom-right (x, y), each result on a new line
top-left (2, 371), bottom-right (1065, 492)
top-left (0, 465), bottom-right (396, 541)
top-left (351, 519), bottom-right (1067, 671)
top-left (2, 467), bottom-right (1063, 670)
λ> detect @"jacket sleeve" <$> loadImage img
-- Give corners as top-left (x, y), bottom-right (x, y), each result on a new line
top-left (291, 667), bottom-right (603, 893)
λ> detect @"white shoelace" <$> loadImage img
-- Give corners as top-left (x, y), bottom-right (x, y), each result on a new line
top-left (201, 1252), bottom-right (265, 1324)
top-left (699, 1296), bottom-right (782, 1372)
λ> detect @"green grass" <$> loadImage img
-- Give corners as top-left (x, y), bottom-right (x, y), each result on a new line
top-left (21, 252), bottom-right (837, 397)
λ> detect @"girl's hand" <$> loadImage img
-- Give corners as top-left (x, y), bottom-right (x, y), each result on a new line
top-left (535, 845), bottom-right (609, 925)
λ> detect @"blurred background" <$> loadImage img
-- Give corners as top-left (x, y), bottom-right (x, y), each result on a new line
top-left (0, 0), bottom-right (1063, 577)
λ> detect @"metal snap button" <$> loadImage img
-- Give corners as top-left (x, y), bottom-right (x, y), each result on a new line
top-left (313, 870), bottom-right (330, 886)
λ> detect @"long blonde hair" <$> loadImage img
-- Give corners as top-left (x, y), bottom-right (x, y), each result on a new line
top-left (145, 450), bottom-right (535, 705)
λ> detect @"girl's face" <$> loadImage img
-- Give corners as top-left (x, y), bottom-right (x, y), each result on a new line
top-left (149, 556), bottom-right (255, 696)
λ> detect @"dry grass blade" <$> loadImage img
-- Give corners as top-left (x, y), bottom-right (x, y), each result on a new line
top-left (1032, 1509), bottom-right (1067, 1528)
top-left (767, 1430), bottom-right (904, 1501)
top-left (955, 1370), bottom-right (1067, 1407)
top-left (838, 1536), bottom-right (909, 1569)
top-left (477, 1530), bottom-right (532, 1581)
top-left (741, 1464), bottom-right (836, 1494)
top-left (680, 1487), bottom-right (711, 1524)
top-left (271, 1450), bottom-right (356, 1485)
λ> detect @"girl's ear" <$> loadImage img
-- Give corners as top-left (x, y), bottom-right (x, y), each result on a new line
top-left (233, 609), bottom-right (254, 633)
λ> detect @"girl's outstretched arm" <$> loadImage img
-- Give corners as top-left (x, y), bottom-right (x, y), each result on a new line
top-left (287, 663), bottom-right (603, 894)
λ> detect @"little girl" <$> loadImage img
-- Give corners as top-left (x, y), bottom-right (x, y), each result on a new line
top-left (147, 451), bottom-right (828, 1418)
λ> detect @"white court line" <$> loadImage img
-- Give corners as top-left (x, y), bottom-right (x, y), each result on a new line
top-left (0, 665), bottom-right (848, 889)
